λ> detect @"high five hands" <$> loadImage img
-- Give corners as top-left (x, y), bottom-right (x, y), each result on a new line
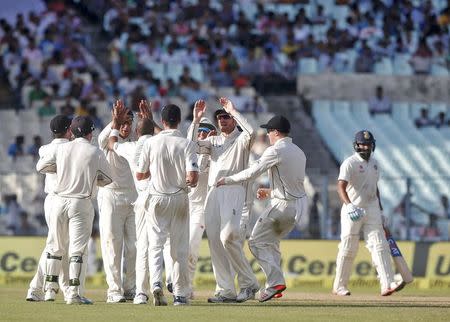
top-left (138, 100), bottom-right (152, 120)
top-left (193, 99), bottom-right (206, 123)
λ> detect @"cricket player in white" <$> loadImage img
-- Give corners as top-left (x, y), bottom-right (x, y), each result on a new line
top-left (137, 104), bottom-right (199, 306)
top-left (187, 117), bottom-right (216, 298)
top-left (98, 108), bottom-right (137, 303)
top-left (27, 115), bottom-right (72, 302)
top-left (217, 115), bottom-right (308, 302)
top-left (189, 98), bottom-right (258, 303)
top-left (36, 116), bottom-right (112, 304)
top-left (106, 100), bottom-right (171, 304)
top-left (332, 130), bottom-right (405, 296)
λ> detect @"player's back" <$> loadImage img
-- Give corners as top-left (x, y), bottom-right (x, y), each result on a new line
top-left (146, 130), bottom-right (194, 195)
top-left (270, 137), bottom-right (306, 200)
top-left (39, 138), bottom-right (69, 194)
top-left (55, 138), bottom-right (109, 199)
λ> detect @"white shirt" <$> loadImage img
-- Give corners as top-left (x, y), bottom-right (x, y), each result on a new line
top-left (36, 138), bottom-right (112, 199)
top-left (38, 138), bottom-right (69, 194)
top-left (338, 153), bottom-right (380, 208)
top-left (188, 153), bottom-right (210, 204)
top-left (98, 123), bottom-right (136, 192)
top-left (225, 137), bottom-right (306, 201)
top-left (189, 112), bottom-right (255, 187)
top-left (112, 134), bottom-right (152, 192)
top-left (137, 129), bottom-right (198, 195)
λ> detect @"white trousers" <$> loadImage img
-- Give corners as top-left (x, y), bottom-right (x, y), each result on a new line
top-left (134, 191), bottom-right (149, 296)
top-left (204, 186), bottom-right (258, 298)
top-left (98, 188), bottom-right (136, 297)
top-left (45, 196), bottom-right (94, 299)
top-left (147, 193), bottom-right (189, 297)
top-left (188, 200), bottom-right (205, 292)
top-left (248, 198), bottom-right (297, 288)
top-left (333, 204), bottom-right (395, 292)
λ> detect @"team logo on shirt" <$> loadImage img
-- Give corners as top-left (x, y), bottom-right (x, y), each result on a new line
top-left (374, 165), bottom-right (378, 170)
top-left (192, 162), bottom-right (198, 168)
top-left (359, 164), bottom-right (364, 173)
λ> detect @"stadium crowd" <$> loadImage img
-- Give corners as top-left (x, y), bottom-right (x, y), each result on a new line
top-left (0, 0), bottom-right (449, 242)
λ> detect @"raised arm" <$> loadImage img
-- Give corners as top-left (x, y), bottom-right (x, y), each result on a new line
top-left (138, 99), bottom-right (162, 134)
top-left (219, 97), bottom-right (255, 146)
top-left (107, 100), bottom-right (129, 151)
top-left (188, 99), bottom-right (211, 153)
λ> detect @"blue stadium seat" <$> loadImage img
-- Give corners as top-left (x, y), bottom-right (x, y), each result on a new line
top-left (298, 58), bottom-right (318, 75)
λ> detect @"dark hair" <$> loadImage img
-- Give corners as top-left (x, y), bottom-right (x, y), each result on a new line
top-left (161, 104), bottom-right (181, 127)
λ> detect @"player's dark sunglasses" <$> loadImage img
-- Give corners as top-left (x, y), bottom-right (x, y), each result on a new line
top-left (266, 128), bottom-right (276, 134)
top-left (216, 114), bottom-right (231, 120)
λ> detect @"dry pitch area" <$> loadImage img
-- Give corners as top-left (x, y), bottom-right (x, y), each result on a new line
top-left (1, 286), bottom-right (449, 322)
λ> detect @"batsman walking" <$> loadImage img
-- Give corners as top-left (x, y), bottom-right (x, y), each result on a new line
top-left (333, 130), bottom-right (406, 296)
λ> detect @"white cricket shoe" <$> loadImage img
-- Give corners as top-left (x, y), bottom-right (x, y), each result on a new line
top-left (26, 289), bottom-right (44, 302)
top-left (107, 294), bottom-right (126, 303)
top-left (332, 287), bottom-right (351, 296)
top-left (381, 280), bottom-right (406, 296)
top-left (133, 293), bottom-right (148, 305)
top-left (45, 288), bottom-right (57, 301)
top-left (66, 295), bottom-right (92, 305)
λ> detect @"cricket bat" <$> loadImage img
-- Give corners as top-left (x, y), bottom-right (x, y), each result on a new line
top-left (384, 227), bottom-right (414, 283)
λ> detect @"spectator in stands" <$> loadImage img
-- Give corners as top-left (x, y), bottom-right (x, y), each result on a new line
top-left (15, 211), bottom-right (37, 236)
top-left (27, 135), bottom-right (42, 160)
top-left (60, 97), bottom-right (75, 118)
top-left (121, 40), bottom-right (138, 74)
top-left (75, 98), bottom-right (90, 116)
top-left (5, 194), bottom-right (22, 235)
top-left (311, 5), bottom-right (328, 25)
top-left (249, 94), bottom-right (264, 116)
top-left (37, 96), bottom-right (56, 117)
top-left (410, 38), bottom-right (433, 74)
top-left (355, 41), bottom-right (375, 73)
top-left (8, 135), bottom-right (25, 160)
top-left (415, 108), bottom-right (434, 128)
top-left (57, 68), bottom-right (73, 98)
top-left (81, 71), bottom-right (106, 101)
top-left (228, 85), bottom-right (250, 113)
top-left (435, 195), bottom-right (450, 241)
top-left (88, 107), bottom-right (104, 130)
top-left (28, 80), bottom-right (48, 107)
top-left (368, 85), bottom-right (392, 116)
top-left (434, 111), bottom-right (449, 128)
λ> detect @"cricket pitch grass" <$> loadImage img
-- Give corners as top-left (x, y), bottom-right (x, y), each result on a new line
top-left (1, 285), bottom-right (449, 322)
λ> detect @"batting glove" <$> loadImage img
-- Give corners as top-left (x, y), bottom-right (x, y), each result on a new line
top-left (346, 203), bottom-right (366, 222)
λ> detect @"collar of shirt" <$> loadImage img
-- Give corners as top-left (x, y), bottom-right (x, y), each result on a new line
top-left (274, 136), bottom-right (292, 146)
top-left (51, 138), bottom-right (69, 144)
top-left (221, 127), bottom-right (240, 140)
top-left (73, 137), bottom-right (91, 143)
top-left (159, 129), bottom-right (183, 137)
top-left (137, 134), bottom-right (152, 143)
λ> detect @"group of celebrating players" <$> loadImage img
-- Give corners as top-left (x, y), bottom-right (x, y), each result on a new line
top-left (25, 97), bottom-right (405, 305)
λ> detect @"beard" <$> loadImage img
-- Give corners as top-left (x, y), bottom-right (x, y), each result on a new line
top-left (358, 151), bottom-right (371, 160)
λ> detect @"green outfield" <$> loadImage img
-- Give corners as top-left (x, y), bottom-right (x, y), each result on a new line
top-left (1, 285), bottom-right (449, 322)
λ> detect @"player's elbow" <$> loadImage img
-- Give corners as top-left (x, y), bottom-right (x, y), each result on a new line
top-left (136, 171), bottom-right (150, 181)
